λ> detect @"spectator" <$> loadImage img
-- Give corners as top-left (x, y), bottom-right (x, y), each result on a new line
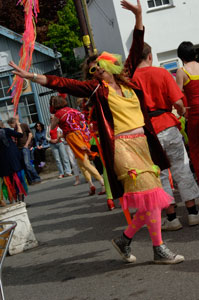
top-left (46, 116), bottom-right (72, 178)
top-left (0, 119), bottom-right (27, 205)
top-left (34, 122), bottom-right (49, 169)
top-left (7, 117), bottom-right (41, 185)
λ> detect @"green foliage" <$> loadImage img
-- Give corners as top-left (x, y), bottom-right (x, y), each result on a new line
top-left (44, 0), bottom-right (84, 75)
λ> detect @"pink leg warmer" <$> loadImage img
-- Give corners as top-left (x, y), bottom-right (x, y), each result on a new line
top-left (124, 208), bottom-right (163, 246)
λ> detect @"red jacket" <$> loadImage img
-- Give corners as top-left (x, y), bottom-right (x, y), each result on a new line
top-left (44, 28), bottom-right (169, 199)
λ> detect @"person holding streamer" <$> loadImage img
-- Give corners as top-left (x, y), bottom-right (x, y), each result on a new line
top-left (9, 0), bottom-right (184, 264)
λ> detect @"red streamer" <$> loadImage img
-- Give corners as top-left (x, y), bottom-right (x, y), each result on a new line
top-left (9, 0), bottom-right (39, 115)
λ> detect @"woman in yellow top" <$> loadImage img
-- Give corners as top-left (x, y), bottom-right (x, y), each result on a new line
top-left (9, 0), bottom-right (184, 264)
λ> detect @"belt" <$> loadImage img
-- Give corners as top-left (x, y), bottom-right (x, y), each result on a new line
top-left (148, 109), bottom-right (169, 117)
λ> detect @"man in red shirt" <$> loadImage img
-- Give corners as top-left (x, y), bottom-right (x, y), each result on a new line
top-left (132, 42), bottom-right (199, 230)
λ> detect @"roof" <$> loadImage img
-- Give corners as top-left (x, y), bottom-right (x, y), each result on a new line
top-left (0, 25), bottom-right (62, 59)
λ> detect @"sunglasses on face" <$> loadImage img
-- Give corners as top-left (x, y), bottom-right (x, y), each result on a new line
top-left (89, 62), bottom-right (100, 75)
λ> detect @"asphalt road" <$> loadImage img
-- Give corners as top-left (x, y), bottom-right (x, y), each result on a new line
top-left (4, 176), bottom-right (199, 300)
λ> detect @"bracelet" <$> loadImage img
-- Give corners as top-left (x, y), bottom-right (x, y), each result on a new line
top-left (31, 73), bottom-right (38, 82)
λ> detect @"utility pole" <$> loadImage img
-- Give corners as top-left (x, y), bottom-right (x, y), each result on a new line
top-left (81, 0), bottom-right (97, 55)
top-left (73, 0), bottom-right (95, 56)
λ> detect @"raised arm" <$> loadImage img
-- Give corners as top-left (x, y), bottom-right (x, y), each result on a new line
top-left (122, 0), bottom-right (144, 78)
top-left (121, 0), bottom-right (143, 30)
top-left (9, 61), bottom-right (99, 98)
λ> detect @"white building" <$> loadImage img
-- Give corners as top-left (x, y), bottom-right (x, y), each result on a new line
top-left (87, 0), bottom-right (199, 74)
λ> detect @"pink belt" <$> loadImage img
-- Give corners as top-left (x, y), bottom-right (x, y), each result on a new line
top-left (114, 133), bottom-right (145, 140)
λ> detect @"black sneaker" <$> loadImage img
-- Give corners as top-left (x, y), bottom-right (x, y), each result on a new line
top-left (153, 243), bottom-right (184, 264)
top-left (112, 235), bottom-right (136, 263)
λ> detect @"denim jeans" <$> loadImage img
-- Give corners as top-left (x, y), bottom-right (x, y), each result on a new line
top-left (157, 126), bottom-right (199, 203)
top-left (22, 148), bottom-right (40, 183)
top-left (50, 142), bottom-right (72, 175)
top-left (65, 144), bottom-right (80, 176)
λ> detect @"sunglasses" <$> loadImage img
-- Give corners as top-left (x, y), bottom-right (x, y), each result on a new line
top-left (89, 62), bottom-right (100, 75)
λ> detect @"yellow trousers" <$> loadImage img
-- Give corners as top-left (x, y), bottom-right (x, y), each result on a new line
top-left (77, 154), bottom-right (102, 183)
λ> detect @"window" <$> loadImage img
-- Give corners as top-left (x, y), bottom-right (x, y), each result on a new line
top-left (0, 75), bottom-right (39, 125)
top-left (0, 76), bottom-right (12, 98)
top-left (147, 0), bottom-right (173, 9)
top-left (160, 60), bottom-right (179, 78)
top-left (18, 94), bottom-right (39, 124)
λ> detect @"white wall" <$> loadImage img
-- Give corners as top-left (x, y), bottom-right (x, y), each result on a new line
top-left (116, 0), bottom-right (199, 66)
top-left (88, 0), bottom-right (199, 67)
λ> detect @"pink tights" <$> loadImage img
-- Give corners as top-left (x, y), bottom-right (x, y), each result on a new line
top-left (124, 208), bottom-right (163, 246)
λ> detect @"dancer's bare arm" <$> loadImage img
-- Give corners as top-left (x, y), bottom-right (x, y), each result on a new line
top-left (121, 0), bottom-right (143, 30)
top-left (176, 68), bottom-right (185, 91)
top-left (9, 61), bottom-right (48, 85)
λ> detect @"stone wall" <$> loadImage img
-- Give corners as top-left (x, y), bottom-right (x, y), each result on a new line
top-left (38, 148), bottom-right (58, 174)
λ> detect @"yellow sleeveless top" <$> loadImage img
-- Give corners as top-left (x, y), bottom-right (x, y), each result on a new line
top-left (107, 84), bottom-right (145, 135)
top-left (183, 67), bottom-right (199, 86)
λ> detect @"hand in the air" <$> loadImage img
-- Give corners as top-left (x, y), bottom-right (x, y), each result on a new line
top-left (9, 61), bottom-right (30, 79)
top-left (121, 0), bottom-right (142, 16)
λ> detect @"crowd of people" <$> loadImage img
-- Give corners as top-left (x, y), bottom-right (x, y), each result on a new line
top-left (2, 0), bottom-right (199, 266)
top-left (0, 111), bottom-right (81, 205)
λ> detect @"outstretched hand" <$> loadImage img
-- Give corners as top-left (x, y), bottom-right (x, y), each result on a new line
top-left (121, 0), bottom-right (142, 16)
top-left (8, 61), bottom-right (30, 79)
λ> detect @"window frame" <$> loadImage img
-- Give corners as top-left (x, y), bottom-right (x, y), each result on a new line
top-left (147, 0), bottom-right (175, 13)
top-left (0, 74), bottom-right (39, 125)
top-left (160, 59), bottom-right (179, 76)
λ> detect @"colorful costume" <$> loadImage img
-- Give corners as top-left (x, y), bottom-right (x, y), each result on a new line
top-left (182, 68), bottom-right (199, 181)
top-left (0, 128), bottom-right (28, 204)
top-left (43, 28), bottom-right (170, 213)
top-left (54, 106), bottom-right (103, 184)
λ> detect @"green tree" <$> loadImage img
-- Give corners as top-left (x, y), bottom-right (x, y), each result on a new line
top-left (0, 0), bottom-right (67, 43)
top-left (44, 0), bottom-right (83, 75)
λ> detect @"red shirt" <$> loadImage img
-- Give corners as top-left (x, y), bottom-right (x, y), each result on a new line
top-left (132, 66), bottom-right (184, 134)
top-left (55, 107), bottom-right (84, 136)
top-left (50, 126), bottom-right (58, 140)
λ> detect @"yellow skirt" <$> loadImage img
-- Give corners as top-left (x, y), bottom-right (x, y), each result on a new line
top-left (114, 134), bottom-right (171, 212)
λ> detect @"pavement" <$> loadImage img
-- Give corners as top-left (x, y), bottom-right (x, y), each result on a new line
top-left (3, 174), bottom-right (199, 300)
